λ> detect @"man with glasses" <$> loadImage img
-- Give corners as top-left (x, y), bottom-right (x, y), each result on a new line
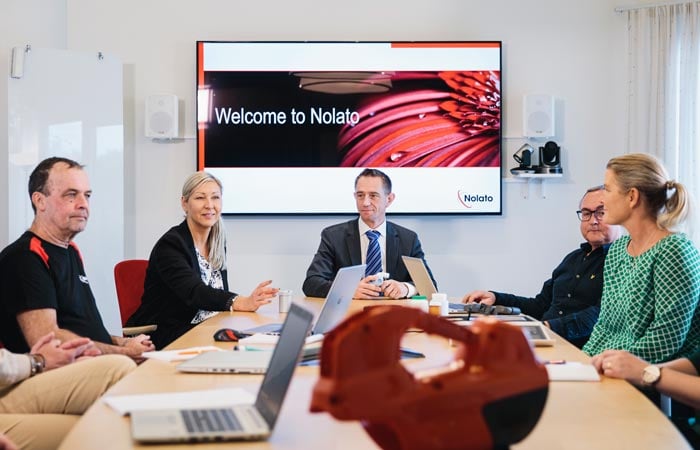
top-left (303, 168), bottom-right (436, 299)
top-left (463, 186), bottom-right (622, 348)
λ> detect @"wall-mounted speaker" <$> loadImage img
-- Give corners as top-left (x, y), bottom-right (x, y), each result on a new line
top-left (523, 94), bottom-right (555, 138)
top-left (10, 46), bottom-right (25, 79)
top-left (145, 94), bottom-right (178, 138)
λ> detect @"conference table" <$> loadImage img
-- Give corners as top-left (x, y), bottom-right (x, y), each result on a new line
top-left (59, 297), bottom-right (691, 450)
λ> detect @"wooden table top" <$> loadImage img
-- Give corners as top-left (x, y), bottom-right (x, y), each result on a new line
top-left (58, 297), bottom-right (691, 450)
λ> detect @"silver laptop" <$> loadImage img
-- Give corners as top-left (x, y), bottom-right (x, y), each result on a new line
top-left (176, 350), bottom-right (272, 374)
top-left (130, 303), bottom-right (314, 443)
top-left (243, 264), bottom-right (365, 336)
top-left (402, 256), bottom-right (437, 297)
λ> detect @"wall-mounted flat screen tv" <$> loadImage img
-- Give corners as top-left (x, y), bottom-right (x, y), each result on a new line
top-left (197, 41), bottom-right (502, 215)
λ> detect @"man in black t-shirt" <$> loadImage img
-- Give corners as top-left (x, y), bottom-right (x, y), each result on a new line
top-left (0, 157), bottom-right (154, 359)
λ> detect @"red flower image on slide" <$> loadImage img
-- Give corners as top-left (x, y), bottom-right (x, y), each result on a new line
top-left (337, 71), bottom-right (500, 167)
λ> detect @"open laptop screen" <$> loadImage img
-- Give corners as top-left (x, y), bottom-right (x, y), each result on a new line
top-left (255, 303), bottom-right (314, 428)
top-left (401, 256), bottom-right (437, 297)
top-left (310, 264), bottom-right (365, 334)
top-left (243, 264), bottom-right (365, 336)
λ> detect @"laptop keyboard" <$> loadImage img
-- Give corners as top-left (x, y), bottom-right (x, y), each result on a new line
top-left (181, 408), bottom-right (242, 433)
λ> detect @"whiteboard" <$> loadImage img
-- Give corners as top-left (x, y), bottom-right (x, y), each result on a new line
top-left (7, 46), bottom-right (124, 335)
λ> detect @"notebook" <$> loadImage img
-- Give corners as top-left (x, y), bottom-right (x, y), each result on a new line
top-left (401, 255), bottom-right (438, 298)
top-left (243, 264), bottom-right (365, 335)
top-left (130, 302), bottom-right (314, 443)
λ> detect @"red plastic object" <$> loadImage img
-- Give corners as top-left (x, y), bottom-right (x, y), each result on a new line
top-left (310, 306), bottom-right (548, 450)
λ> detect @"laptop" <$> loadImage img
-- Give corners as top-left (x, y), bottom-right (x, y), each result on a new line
top-left (401, 255), bottom-right (438, 298)
top-left (176, 347), bottom-right (272, 375)
top-left (402, 255), bottom-right (525, 317)
top-left (243, 264), bottom-right (365, 336)
top-left (403, 255), bottom-right (466, 313)
top-left (130, 302), bottom-right (314, 443)
top-left (177, 342), bottom-right (331, 375)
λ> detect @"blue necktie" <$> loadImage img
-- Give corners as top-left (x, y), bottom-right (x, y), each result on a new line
top-left (365, 230), bottom-right (382, 277)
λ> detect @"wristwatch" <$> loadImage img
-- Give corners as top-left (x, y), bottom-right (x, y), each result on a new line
top-left (641, 365), bottom-right (662, 387)
top-left (228, 295), bottom-right (239, 312)
top-left (28, 353), bottom-right (45, 377)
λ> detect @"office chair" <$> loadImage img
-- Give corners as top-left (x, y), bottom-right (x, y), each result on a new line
top-left (114, 259), bottom-right (157, 336)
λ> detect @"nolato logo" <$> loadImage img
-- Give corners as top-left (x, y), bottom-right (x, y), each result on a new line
top-left (457, 191), bottom-right (495, 209)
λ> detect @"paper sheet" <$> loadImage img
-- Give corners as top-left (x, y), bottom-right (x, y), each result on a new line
top-left (141, 346), bottom-right (223, 362)
top-left (103, 388), bottom-right (256, 415)
top-left (237, 334), bottom-right (279, 346)
top-left (237, 333), bottom-right (324, 347)
top-left (545, 362), bottom-right (601, 381)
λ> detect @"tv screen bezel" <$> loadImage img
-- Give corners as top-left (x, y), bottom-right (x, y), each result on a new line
top-left (196, 40), bottom-right (503, 216)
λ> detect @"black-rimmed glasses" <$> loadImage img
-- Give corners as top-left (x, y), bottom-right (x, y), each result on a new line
top-left (576, 208), bottom-right (605, 221)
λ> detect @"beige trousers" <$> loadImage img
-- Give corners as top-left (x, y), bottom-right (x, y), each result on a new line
top-left (0, 355), bottom-right (135, 450)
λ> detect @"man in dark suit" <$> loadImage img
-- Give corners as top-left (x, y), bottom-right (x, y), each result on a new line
top-left (303, 169), bottom-right (436, 299)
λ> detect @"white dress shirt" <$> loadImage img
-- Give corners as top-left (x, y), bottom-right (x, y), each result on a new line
top-left (357, 219), bottom-right (415, 298)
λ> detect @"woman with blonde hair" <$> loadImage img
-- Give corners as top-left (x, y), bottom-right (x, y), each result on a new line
top-left (127, 172), bottom-right (278, 348)
top-left (584, 153), bottom-right (700, 364)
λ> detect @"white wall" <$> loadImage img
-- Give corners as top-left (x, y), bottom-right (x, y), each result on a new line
top-left (1, 0), bottom-right (66, 245)
top-left (5, 0), bottom-right (638, 315)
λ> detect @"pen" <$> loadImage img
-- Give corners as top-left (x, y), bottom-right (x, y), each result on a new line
top-left (400, 348), bottom-right (425, 359)
top-left (177, 348), bottom-right (216, 356)
top-left (544, 359), bottom-right (566, 365)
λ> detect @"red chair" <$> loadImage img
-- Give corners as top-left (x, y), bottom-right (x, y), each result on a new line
top-left (114, 259), bottom-right (156, 335)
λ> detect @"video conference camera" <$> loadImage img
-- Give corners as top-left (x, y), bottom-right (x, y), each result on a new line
top-left (510, 143), bottom-right (535, 175)
top-left (536, 141), bottom-right (562, 174)
top-left (510, 141), bottom-right (562, 175)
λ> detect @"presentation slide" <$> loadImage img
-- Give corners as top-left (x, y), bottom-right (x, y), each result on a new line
top-left (197, 41), bottom-right (502, 215)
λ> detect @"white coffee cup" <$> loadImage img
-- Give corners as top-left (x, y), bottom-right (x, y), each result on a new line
top-left (278, 290), bottom-right (292, 313)
top-left (370, 272), bottom-right (390, 286)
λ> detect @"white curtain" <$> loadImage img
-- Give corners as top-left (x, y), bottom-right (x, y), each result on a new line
top-left (626, 2), bottom-right (700, 241)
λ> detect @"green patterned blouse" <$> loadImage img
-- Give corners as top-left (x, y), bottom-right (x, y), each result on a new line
top-left (583, 233), bottom-right (700, 363)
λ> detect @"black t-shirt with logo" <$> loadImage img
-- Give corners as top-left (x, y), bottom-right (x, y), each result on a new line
top-left (0, 231), bottom-right (111, 352)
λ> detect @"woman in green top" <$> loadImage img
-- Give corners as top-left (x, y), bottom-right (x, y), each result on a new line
top-left (591, 348), bottom-right (700, 409)
top-left (583, 153), bottom-right (700, 363)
